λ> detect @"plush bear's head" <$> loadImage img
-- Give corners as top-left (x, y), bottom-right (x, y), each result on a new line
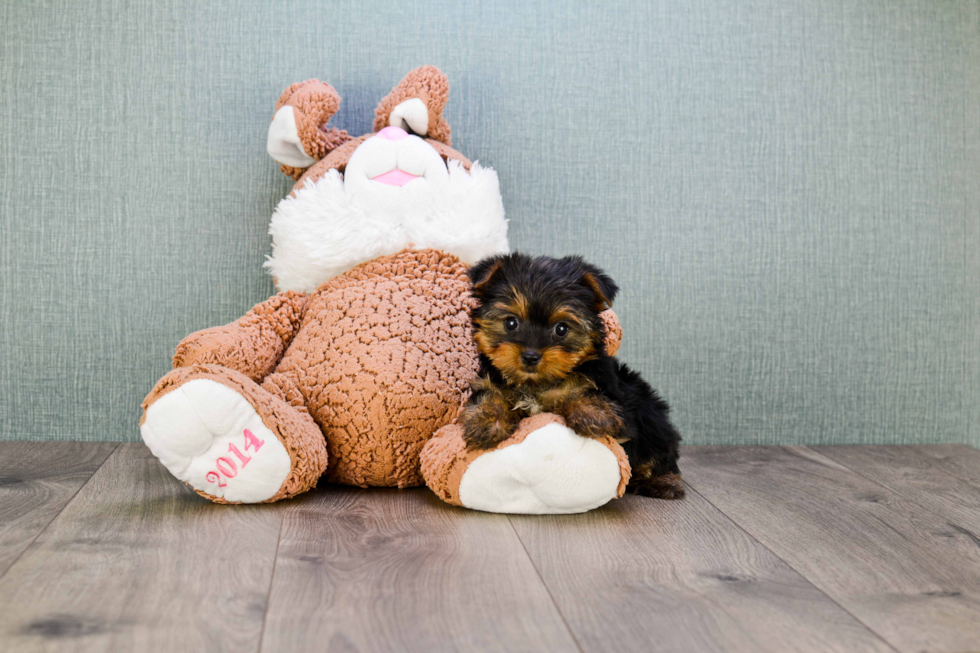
top-left (264, 66), bottom-right (509, 293)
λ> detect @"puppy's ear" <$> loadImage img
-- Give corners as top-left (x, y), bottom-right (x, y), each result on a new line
top-left (578, 262), bottom-right (619, 311)
top-left (468, 256), bottom-right (505, 299)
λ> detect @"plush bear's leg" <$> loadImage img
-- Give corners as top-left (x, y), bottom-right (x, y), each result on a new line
top-left (420, 413), bottom-right (631, 515)
top-left (140, 365), bottom-right (327, 503)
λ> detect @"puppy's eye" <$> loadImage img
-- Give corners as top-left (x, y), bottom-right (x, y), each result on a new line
top-left (554, 322), bottom-right (569, 337)
top-left (504, 317), bottom-right (520, 331)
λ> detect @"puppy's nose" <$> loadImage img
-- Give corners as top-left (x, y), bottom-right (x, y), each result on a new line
top-left (377, 126), bottom-right (409, 141)
top-left (521, 350), bottom-right (542, 366)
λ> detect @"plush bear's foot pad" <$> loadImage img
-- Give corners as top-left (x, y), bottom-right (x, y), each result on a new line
top-left (421, 413), bottom-right (631, 515)
top-left (141, 379), bottom-right (292, 503)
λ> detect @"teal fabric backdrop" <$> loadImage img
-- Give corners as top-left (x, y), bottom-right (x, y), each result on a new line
top-left (1, 0), bottom-right (978, 445)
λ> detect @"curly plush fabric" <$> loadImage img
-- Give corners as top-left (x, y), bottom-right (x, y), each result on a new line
top-left (273, 79), bottom-right (352, 180)
top-left (373, 65), bottom-right (452, 146)
top-left (600, 309), bottom-right (622, 356)
top-left (172, 291), bottom-right (309, 381)
top-left (270, 249), bottom-right (478, 487)
top-left (142, 248), bottom-right (478, 499)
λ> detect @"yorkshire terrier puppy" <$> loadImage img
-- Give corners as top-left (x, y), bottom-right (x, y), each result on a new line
top-left (460, 253), bottom-right (684, 500)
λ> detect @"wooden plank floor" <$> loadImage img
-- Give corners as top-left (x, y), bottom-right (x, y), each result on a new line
top-left (1, 443), bottom-right (979, 652)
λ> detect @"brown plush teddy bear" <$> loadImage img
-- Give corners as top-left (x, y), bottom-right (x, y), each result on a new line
top-left (140, 67), bottom-right (631, 513)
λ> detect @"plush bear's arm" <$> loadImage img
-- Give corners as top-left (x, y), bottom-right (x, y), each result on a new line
top-left (172, 291), bottom-right (309, 382)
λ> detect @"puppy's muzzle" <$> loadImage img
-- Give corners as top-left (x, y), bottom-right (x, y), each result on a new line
top-left (521, 350), bottom-right (542, 367)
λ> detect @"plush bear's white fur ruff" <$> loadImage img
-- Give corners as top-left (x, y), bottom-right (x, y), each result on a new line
top-left (265, 161), bottom-right (509, 293)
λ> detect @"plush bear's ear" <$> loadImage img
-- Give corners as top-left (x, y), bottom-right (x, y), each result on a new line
top-left (374, 66), bottom-right (452, 146)
top-left (576, 260), bottom-right (619, 312)
top-left (468, 256), bottom-right (506, 300)
top-left (268, 80), bottom-right (352, 180)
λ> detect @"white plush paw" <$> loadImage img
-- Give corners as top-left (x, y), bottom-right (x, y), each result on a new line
top-left (457, 423), bottom-right (623, 515)
top-left (140, 379), bottom-right (291, 503)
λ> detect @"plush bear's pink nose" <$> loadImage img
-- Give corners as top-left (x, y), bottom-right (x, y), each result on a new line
top-left (377, 126), bottom-right (409, 141)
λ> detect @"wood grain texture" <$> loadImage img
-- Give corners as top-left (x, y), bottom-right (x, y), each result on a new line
top-left (817, 445), bottom-right (980, 536)
top-left (260, 486), bottom-right (579, 653)
top-left (510, 492), bottom-right (894, 653)
top-left (683, 446), bottom-right (980, 653)
top-left (913, 444), bottom-right (980, 482)
top-left (6, 443), bottom-right (980, 652)
top-left (0, 443), bottom-right (284, 653)
top-left (0, 442), bottom-right (118, 578)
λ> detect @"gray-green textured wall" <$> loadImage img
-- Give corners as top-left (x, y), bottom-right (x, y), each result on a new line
top-left (1, 1), bottom-right (978, 445)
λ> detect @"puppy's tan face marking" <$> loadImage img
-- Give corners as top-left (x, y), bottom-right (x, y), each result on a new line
top-left (475, 290), bottom-right (530, 364)
top-left (490, 289), bottom-right (529, 321)
top-left (549, 308), bottom-right (589, 331)
top-left (473, 316), bottom-right (509, 357)
top-left (473, 319), bottom-right (540, 384)
top-left (537, 340), bottom-right (596, 382)
top-left (474, 287), bottom-right (600, 385)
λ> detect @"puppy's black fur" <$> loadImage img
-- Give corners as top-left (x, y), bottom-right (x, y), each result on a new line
top-left (462, 253), bottom-right (684, 499)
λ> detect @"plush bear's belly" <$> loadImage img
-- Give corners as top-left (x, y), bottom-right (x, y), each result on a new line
top-left (276, 249), bottom-right (478, 487)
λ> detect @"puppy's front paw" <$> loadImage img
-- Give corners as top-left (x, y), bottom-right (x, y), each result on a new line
top-left (460, 399), bottom-right (522, 450)
top-left (561, 396), bottom-right (624, 439)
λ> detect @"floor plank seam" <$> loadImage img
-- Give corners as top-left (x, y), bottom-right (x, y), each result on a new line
top-left (681, 478), bottom-right (904, 653)
top-left (255, 510), bottom-right (286, 653)
top-left (0, 442), bottom-right (121, 584)
top-left (506, 517), bottom-right (586, 653)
